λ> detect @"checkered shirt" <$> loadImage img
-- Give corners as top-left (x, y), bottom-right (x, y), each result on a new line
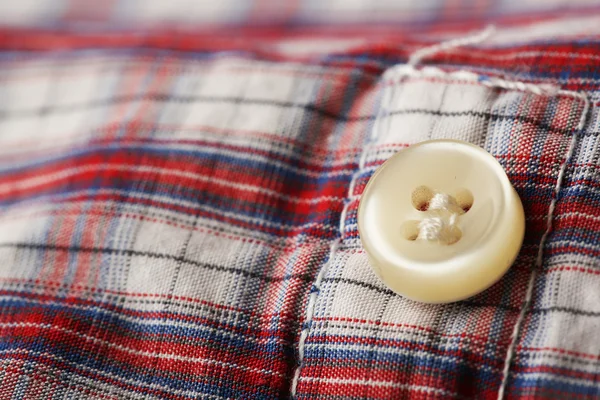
top-left (0, 1), bottom-right (600, 399)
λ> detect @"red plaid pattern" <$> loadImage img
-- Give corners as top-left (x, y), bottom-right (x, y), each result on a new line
top-left (0, 3), bottom-right (600, 399)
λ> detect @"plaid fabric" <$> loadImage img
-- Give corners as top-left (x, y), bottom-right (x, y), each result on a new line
top-left (1, 0), bottom-right (600, 29)
top-left (1, 3), bottom-right (600, 400)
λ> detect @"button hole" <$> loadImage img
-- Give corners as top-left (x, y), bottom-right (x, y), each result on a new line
top-left (411, 186), bottom-right (434, 212)
top-left (454, 188), bottom-right (474, 214)
top-left (401, 220), bottom-right (420, 241)
top-left (446, 227), bottom-right (462, 245)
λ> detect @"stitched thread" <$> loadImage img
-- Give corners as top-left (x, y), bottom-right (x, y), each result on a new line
top-left (496, 91), bottom-right (589, 400)
top-left (417, 193), bottom-right (464, 244)
top-left (385, 65), bottom-right (563, 97)
top-left (408, 25), bottom-right (496, 66)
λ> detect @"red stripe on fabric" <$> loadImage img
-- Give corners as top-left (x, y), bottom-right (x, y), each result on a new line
top-left (0, 280), bottom-right (311, 320)
top-left (0, 125), bottom-right (368, 157)
top-left (0, 293), bottom-right (294, 342)
top-left (544, 265), bottom-right (600, 276)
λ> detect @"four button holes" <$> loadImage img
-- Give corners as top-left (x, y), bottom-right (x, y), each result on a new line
top-left (402, 186), bottom-right (473, 245)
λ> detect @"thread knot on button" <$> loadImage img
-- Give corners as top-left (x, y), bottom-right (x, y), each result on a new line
top-left (417, 193), bottom-right (464, 244)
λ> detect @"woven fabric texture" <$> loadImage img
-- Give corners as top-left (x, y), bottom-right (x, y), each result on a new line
top-left (1, 3), bottom-right (600, 400)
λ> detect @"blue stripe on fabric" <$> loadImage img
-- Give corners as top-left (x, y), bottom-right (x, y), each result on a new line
top-left (0, 144), bottom-right (347, 180)
top-left (302, 344), bottom-right (499, 382)
top-left (512, 374), bottom-right (600, 396)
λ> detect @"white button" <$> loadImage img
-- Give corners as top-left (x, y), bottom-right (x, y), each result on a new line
top-left (358, 140), bottom-right (525, 303)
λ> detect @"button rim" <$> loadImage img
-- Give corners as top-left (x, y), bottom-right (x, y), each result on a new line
top-left (357, 139), bottom-right (526, 304)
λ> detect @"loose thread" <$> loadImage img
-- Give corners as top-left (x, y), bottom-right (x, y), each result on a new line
top-left (408, 25), bottom-right (496, 66)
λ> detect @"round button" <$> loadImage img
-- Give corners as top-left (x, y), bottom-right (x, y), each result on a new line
top-left (357, 139), bottom-right (525, 304)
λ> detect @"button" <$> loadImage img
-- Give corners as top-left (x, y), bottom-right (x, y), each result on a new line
top-left (358, 139), bottom-right (525, 303)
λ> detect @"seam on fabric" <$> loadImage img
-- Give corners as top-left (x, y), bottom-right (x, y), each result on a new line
top-left (290, 68), bottom-right (397, 398)
top-left (496, 91), bottom-right (590, 400)
top-left (385, 65), bottom-right (563, 97)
